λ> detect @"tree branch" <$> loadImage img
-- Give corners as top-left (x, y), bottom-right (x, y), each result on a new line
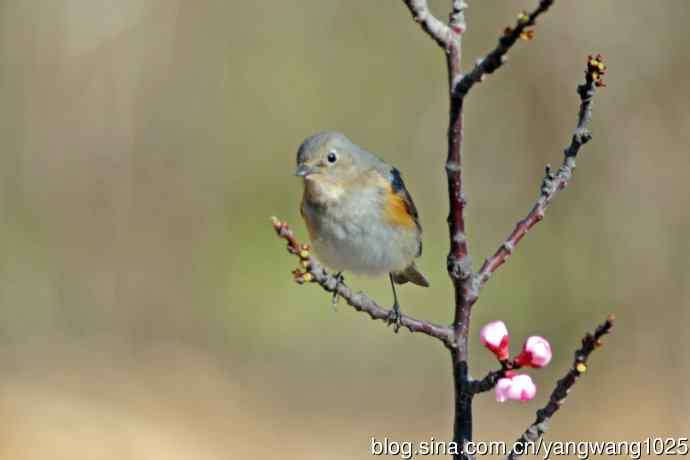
top-left (454, 0), bottom-right (555, 98)
top-left (469, 359), bottom-right (521, 395)
top-left (401, 0), bottom-right (457, 49)
top-left (401, 4), bottom-right (474, 455)
top-left (271, 217), bottom-right (455, 347)
top-left (506, 315), bottom-right (615, 460)
top-left (477, 54), bottom-right (607, 289)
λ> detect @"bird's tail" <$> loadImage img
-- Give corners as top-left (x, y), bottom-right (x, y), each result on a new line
top-left (392, 262), bottom-right (430, 287)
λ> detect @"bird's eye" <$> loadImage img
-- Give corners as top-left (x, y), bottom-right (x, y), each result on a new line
top-left (327, 151), bottom-right (337, 163)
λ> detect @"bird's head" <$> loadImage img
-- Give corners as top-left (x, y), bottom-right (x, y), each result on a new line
top-left (295, 131), bottom-right (365, 182)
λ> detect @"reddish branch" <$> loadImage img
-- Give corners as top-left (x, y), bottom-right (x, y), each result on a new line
top-left (401, 0), bottom-right (475, 452)
top-left (507, 315), bottom-right (615, 460)
top-left (271, 217), bottom-right (455, 347)
top-left (477, 54), bottom-right (607, 288)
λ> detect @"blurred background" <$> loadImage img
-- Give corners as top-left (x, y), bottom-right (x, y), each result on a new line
top-left (1, 0), bottom-right (688, 458)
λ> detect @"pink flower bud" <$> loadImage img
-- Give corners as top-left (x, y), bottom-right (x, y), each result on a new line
top-left (495, 373), bottom-right (537, 402)
top-left (479, 320), bottom-right (510, 360)
top-left (495, 377), bottom-right (514, 403)
top-left (515, 336), bottom-right (552, 368)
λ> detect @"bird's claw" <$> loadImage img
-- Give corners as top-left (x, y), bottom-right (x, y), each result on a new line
top-left (386, 304), bottom-right (402, 333)
top-left (331, 272), bottom-right (345, 310)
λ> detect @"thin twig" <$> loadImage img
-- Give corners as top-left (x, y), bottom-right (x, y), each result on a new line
top-left (401, 0), bottom-right (456, 49)
top-left (449, 0), bottom-right (468, 35)
top-left (469, 359), bottom-right (521, 395)
top-left (476, 55), bottom-right (607, 289)
top-left (271, 217), bottom-right (455, 347)
top-left (454, 0), bottom-right (555, 98)
top-left (506, 315), bottom-right (615, 460)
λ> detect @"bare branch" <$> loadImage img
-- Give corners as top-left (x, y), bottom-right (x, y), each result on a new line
top-left (399, 4), bottom-right (475, 452)
top-left (271, 217), bottom-right (455, 347)
top-left (432, 4), bottom-right (474, 455)
top-left (477, 55), bottom-right (607, 289)
top-left (506, 315), bottom-right (615, 460)
top-left (401, 0), bottom-right (457, 49)
top-left (454, 0), bottom-right (555, 98)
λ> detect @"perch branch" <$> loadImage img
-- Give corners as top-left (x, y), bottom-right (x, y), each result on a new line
top-left (454, 0), bottom-right (555, 98)
top-left (507, 315), bottom-right (615, 460)
top-left (271, 217), bottom-right (455, 347)
top-left (477, 54), bottom-right (607, 289)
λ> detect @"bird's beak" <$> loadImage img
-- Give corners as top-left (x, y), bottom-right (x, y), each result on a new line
top-left (295, 164), bottom-right (315, 177)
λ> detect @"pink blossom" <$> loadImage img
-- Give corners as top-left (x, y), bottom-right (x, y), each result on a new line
top-left (495, 373), bottom-right (537, 402)
top-left (495, 377), bottom-right (514, 403)
top-left (479, 320), bottom-right (510, 360)
top-left (515, 336), bottom-right (552, 368)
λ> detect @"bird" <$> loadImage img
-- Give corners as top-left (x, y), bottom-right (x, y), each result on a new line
top-left (295, 131), bottom-right (429, 330)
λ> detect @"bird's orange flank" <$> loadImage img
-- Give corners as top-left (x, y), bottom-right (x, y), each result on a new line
top-left (384, 184), bottom-right (416, 229)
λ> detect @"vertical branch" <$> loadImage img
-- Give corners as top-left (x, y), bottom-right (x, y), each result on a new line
top-left (445, 3), bottom-right (475, 458)
top-left (445, 3), bottom-right (471, 292)
top-left (402, 0), bottom-right (473, 455)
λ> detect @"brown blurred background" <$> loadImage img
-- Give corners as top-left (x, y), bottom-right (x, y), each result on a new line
top-left (0, 0), bottom-right (688, 458)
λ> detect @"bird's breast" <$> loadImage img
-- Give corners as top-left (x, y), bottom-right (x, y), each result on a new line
top-left (300, 179), bottom-right (418, 275)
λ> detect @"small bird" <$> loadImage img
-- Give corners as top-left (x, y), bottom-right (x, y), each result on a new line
top-left (295, 131), bottom-right (429, 330)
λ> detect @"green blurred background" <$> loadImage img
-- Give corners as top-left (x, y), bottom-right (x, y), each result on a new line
top-left (0, 0), bottom-right (688, 458)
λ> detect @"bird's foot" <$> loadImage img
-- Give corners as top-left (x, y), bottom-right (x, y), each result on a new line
top-left (331, 272), bottom-right (345, 310)
top-left (386, 303), bottom-right (402, 333)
